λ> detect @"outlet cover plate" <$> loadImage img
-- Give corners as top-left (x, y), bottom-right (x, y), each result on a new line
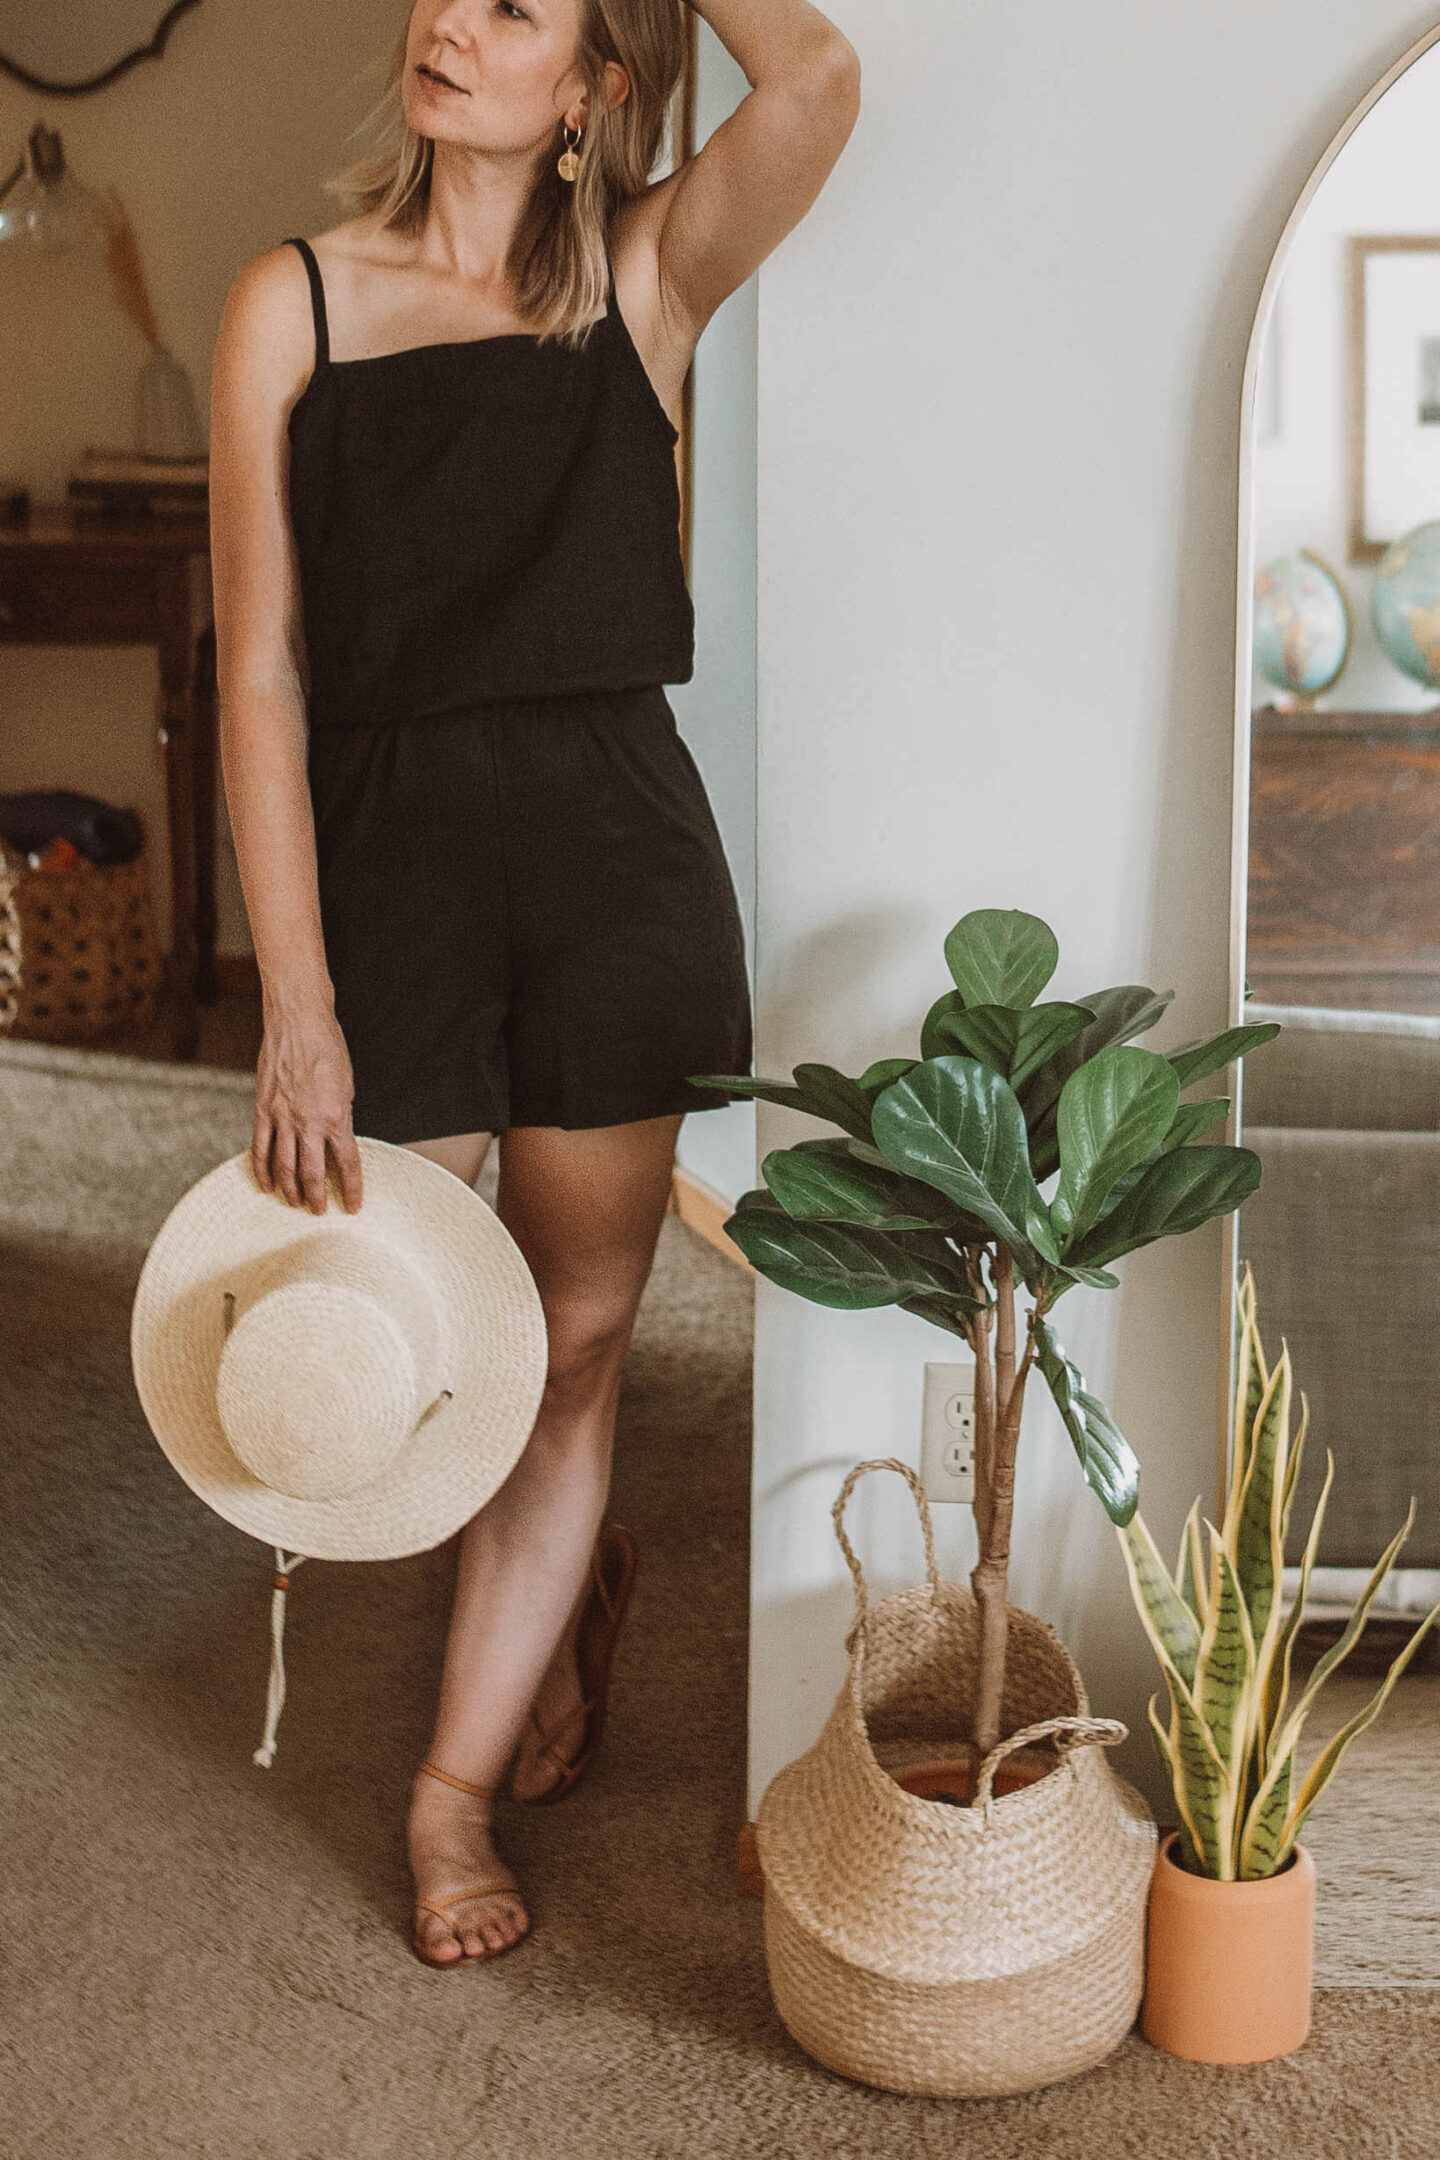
top-left (921, 1361), bottom-right (976, 1504)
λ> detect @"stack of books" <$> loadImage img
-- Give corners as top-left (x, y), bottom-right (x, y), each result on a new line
top-left (67, 448), bottom-right (208, 520)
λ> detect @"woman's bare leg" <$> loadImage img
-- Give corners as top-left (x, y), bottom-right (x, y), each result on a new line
top-left (404, 1114), bottom-right (681, 1963)
top-left (403, 1131), bottom-right (493, 1186)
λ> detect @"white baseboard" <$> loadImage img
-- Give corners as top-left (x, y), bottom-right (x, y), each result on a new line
top-left (670, 1166), bottom-right (750, 1271)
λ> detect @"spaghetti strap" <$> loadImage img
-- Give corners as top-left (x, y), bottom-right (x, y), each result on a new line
top-left (286, 235), bottom-right (329, 371)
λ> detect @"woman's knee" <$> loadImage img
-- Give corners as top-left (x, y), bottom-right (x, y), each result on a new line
top-left (536, 1306), bottom-right (635, 1423)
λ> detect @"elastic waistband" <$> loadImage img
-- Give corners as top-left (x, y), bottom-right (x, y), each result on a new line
top-left (306, 683), bottom-right (676, 733)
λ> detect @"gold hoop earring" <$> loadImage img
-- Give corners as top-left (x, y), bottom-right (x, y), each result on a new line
top-left (557, 123), bottom-right (583, 182)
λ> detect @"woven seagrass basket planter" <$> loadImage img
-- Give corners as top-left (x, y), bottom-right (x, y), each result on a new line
top-left (756, 1459), bottom-right (1157, 2099)
top-left (0, 826), bottom-right (162, 1042)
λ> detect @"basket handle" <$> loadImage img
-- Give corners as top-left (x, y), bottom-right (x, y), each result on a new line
top-left (975, 1714), bottom-right (1128, 1818)
top-left (832, 1457), bottom-right (941, 1651)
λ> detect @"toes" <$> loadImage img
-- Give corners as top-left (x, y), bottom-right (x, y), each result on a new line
top-left (418, 1917), bottom-right (464, 1964)
top-left (452, 1892), bottom-right (528, 1959)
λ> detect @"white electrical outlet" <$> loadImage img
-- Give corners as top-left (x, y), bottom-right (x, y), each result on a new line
top-left (921, 1361), bottom-right (976, 1504)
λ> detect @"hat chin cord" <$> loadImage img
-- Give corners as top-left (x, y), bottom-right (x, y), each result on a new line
top-left (254, 1550), bottom-right (308, 1769)
top-left (218, 1257), bottom-right (453, 1768)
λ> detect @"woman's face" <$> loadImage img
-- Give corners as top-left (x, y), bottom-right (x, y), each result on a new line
top-left (403, 0), bottom-right (594, 156)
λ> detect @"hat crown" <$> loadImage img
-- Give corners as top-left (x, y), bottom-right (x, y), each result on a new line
top-left (216, 1228), bottom-right (449, 1502)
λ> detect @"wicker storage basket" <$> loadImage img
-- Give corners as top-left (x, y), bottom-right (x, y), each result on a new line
top-left (0, 823), bottom-right (162, 1042)
top-left (756, 1458), bottom-right (1157, 2099)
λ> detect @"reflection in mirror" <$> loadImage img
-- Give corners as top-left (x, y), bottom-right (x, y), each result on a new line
top-left (1241, 34), bottom-right (1440, 1669)
top-left (0, 1), bottom-right (200, 95)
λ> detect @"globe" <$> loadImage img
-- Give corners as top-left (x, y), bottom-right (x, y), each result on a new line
top-left (1373, 521), bottom-right (1440, 692)
top-left (1253, 551), bottom-right (1350, 698)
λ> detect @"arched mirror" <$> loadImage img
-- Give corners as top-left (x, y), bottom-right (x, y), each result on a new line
top-left (0, 1), bottom-right (201, 97)
top-left (1234, 28), bottom-right (1440, 1649)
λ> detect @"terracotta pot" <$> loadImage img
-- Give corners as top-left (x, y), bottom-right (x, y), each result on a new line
top-left (1141, 1830), bottom-right (1316, 2063)
top-left (891, 1751), bottom-right (1057, 1805)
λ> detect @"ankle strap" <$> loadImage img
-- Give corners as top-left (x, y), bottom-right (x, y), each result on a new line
top-left (419, 1760), bottom-right (495, 1798)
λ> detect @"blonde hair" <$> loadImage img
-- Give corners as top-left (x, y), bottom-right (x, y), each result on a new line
top-left (325, 0), bottom-right (687, 349)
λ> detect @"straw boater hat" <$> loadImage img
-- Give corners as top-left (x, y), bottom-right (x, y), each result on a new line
top-left (130, 1136), bottom-right (548, 1765)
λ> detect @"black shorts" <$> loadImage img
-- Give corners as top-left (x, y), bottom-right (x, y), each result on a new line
top-left (306, 685), bottom-right (753, 1144)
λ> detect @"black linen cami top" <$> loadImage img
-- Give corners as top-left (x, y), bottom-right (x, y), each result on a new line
top-left (283, 235), bottom-right (696, 730)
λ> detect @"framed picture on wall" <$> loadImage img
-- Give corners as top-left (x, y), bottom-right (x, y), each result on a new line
top-left (1347, 233), bottom-right (1440, 561)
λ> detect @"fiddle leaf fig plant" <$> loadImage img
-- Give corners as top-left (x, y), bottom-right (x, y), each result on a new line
top-left (693, 908), bottom-right (1278, 1760)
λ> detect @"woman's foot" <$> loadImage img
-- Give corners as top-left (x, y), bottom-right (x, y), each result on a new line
top-left (508, 1614), bottom-right (588, 1802)
top-left (407, 1769), bottom-right (529, 1965)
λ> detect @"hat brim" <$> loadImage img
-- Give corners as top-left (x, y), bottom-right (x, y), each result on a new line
top-left (130, 1138), bottom-right (548, 1561)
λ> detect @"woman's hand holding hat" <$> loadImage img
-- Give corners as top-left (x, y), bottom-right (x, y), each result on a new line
top-left (252, 1000), bottom-right (365, 1216)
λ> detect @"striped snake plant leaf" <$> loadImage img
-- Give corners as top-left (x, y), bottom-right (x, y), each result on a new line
top-left (1230, 1348), bottom-right (1292, 1671)
top-left (1051, 1045), bottom-right (1181, 1246)
top-left (1193, 1538), bottom-right (1258, 1872)
top-left (1280, 1390), bottom-right (1310, 1542)
top-left (1167, 1661), bottom-right (1232, 1877)
top-left (1261, 1448), bottom-right (1336, 1752)
top-left (1117, 1534), bottom-right (1227, 1871)
top-left (1119, 1512), bottom-right (1201, 1686)
top-left (1175, 1498), bottom-right (1209, 1626)
top-left (1274, 1595), bottom-right (1440, 1868)
top-left (1265, 1498), bottom-right (1418, 1776)
top-left (1238, 1742), bottom-right (1295, 1878)
top-left (1147, 1695), bottom-right (1204, 1874)
top-left (1227, 1264), bottom-right (1268, 1526)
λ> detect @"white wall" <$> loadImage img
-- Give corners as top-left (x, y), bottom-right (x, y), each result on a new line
top-left (746, 0), bottom-right (1440, 1817)
top-left (670, 23), bottom-right (757, 1207)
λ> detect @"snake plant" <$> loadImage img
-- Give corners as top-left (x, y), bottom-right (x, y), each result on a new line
top-left (693, 907), bottom-right (1275, 1758)
top-left (1120, 1264), bottom-right (1440, 1879)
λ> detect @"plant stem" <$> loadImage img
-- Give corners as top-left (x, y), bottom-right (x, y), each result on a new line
top-left (971, 1254), bottom-right (1038, 1757)
top-left (966, 1247), bottom-right (996, 1552)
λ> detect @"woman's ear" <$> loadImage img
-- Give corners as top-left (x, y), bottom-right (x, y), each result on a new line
top-left (565, 61), bottom-right (627, 130)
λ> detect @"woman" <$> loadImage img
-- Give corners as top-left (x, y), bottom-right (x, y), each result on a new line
top-left (208, 0), bottom-right (859, 1969)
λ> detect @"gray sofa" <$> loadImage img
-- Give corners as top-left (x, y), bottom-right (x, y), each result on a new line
top-left (1239, 1002), bottom-right (1440, 1569)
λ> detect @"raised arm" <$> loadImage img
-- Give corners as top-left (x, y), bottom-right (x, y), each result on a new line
top-left (208, 243), bottom-right (364, 1214)
top-left (655, 0), bottom-right (860, 337)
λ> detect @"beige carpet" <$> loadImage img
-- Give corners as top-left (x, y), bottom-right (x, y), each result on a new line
top-left (1, 1034), bottom-right (1437, 2159)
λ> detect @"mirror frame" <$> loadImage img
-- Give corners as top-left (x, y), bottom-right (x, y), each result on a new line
top-left (1223, 16), bottom-right (1440, 1495)
top-left (0, 0), bottom-right (202, 97)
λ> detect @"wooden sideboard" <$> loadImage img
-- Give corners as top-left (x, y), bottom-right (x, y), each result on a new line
top-left (1247, 704), bottom-right (1440, 1012)
top-left (0, 506), bottom-right (217, 1057)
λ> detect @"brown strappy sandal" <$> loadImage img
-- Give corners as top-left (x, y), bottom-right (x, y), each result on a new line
top-left (409, 1761), bottom-right (528, 1969)
top-left (510, 1520), bottom-right (640, 1806)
